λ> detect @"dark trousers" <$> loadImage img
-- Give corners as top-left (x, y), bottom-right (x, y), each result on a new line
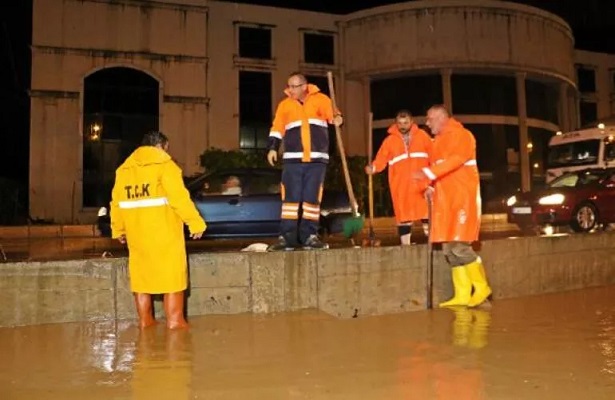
top-left (280, 162), bottom-right (327, 245)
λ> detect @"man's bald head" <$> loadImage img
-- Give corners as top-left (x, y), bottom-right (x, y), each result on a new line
top-left (426, 105), bottom-right (451, 135)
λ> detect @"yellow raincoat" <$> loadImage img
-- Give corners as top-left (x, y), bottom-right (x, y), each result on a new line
top-left (110, 146), bottom-right (206, 294)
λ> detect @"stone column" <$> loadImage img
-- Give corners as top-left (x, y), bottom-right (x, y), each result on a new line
top-left (559, 82), bottom-right (570, 132)
top-left (516, 72), bottom-right (531, 192)
top-left (441, 68), bottom-right (453, 112)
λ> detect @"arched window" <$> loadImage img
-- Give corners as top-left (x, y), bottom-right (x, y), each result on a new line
top-left (82, 67), bottom-right (159, 207)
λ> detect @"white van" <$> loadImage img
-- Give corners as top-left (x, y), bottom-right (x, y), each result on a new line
top-left (546, 124), bottom-right (615, 182)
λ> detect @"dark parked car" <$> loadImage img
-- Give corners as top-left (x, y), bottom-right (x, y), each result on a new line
top-left (98, 168), bottom-right (353, 238)
top-left (506, 168), bottom-right (615, 233)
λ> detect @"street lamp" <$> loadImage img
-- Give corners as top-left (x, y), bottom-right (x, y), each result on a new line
top-left (88, 123), bottom-right (102, 141)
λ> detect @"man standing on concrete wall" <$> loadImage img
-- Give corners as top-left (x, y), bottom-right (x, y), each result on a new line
top-left (266, 72), bottom-right (343, 251)
top-left (111, 131), bottom-right (206, 329)
top-left (365, 110), bottom-right (432, 245)
top-left (416, 105), bottom-right (492, 308)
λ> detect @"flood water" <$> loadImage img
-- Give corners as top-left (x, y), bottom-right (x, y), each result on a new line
top-left (1, 286), bottom-right (614, 399)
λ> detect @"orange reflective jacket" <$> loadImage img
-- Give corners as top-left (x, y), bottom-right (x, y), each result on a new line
top-left (267, 84), bottom-right (335, 163)
top-left (372, 124), bottom-right (432, 223)
top-left (422, 118), bottom-right (481, 243)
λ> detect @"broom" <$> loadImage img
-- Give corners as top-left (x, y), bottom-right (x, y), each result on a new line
top-left (363, 112), bottom-right (380, 247)
top-left (326, 71), bottom-right (365, 241)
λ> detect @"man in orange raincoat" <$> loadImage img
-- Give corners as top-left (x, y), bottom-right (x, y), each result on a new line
top-left (417, 105), bottom-right (492, 308)
top-left (111, 131), bottom-right (206, 329)
top-left (365, 110), bottom-right (432, 245)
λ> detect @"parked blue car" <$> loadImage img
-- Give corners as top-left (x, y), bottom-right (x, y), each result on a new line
top-left (98, 168), bottom-right (353, 239)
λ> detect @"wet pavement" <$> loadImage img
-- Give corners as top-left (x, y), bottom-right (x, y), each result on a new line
top-left (1, 286), bottom-right (614, 399)
top-left (0, 229), bottom-right (522, 262)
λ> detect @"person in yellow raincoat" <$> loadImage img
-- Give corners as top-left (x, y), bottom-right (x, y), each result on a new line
top-left (416, 105), bottom-right (492, 308)
top-left (111, 131), bottom-right (206, 329)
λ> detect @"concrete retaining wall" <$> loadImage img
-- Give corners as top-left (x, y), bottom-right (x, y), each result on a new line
top-left (2, 232), bottom-right (615, 327)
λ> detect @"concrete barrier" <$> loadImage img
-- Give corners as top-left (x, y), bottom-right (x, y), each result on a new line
top-left (2, 231), bottom-right (614, 327)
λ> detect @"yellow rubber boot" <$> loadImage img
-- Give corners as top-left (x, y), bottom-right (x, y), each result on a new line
top-left (439, 266), bottom-right (472, 307)
top-left (466, 259), bottom-right (492, 307)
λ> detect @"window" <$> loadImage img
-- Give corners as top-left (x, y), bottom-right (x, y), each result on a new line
top-left (82, 67), bottom-right (159, 207)
top-left (303, 32), bottom-right (334, 65)
top-left (239, 71), bottom-right (272, 151)
top-left (549, 171), bottom-right (602, 188)
top-left (580, 101), bottom-right (598, 127)
top-left (604, 139), bottom-right (615, 161)
top-left (195, 173), bottom-right (247, 198)
top-left (462, 124), bottom-right (519, 173)
top-left (451, 75), bottom-right (517, 116)
top-left (305, 75), bottom-right (330, 96)
top-left (371, 75), bottom-right (443, 120)
top-left (547, 139), bottom-right (601, 168)
top-left (528, 127), bottom-right (555, 177)
top-left (577, 66), bottom-right (596, 93)
top-left (526, 80), bottom-right (559, 125)
top-left (238, 26), bottom-right (272, 59)
top-left (250, 171), bottom-right (282, 195)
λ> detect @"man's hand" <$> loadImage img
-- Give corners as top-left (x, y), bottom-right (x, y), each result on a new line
top-left (364, 165), bottom-right (375, 175)
top-left (117, 235), bottom-right (126, 244)
top-left (190, 231), bottom-right (204, 240)
top-left (267, 150), bottom-right (278, 166)
top-left (333, 114), bottom-right (343, 127)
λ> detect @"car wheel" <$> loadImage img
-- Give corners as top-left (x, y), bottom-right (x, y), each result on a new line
top-left (571, 202), bottom-right (598, 233)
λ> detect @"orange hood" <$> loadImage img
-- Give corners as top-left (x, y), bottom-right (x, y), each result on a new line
top-left (284, 83), bottom-right (322, 98)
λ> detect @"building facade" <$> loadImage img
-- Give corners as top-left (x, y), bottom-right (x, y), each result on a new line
top-left (30, 0), bottom-right (615, 223)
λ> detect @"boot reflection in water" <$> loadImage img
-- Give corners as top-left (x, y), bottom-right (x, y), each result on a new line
top-left (450, 308), bottom-right (491, 349)
top-left (131, 327), bottom-right (193, 399)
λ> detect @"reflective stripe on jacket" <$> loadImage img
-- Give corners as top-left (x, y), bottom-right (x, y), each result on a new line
top-left (422, 118), bottom-right (481, 243)
top-left (267, 84), bottom-right (335, 163)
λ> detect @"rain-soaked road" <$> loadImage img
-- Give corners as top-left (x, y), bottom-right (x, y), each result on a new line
top-left (1, 286), bottom-right (614, 399)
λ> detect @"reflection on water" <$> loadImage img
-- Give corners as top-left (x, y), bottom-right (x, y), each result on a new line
top-left (130, 328), bottom-right (193, 400)
top-left (598, 313), bottom-right (615, 376)
top-left (0, 286), bottom-right (614, 399)
top-left (450, 308), bottom-right (492, 349)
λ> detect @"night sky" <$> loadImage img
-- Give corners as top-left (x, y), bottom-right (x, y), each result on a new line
top-left (1, 0), bottom-right (614, 183)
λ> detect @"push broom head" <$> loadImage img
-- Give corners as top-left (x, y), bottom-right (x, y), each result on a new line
top-left (342, 213), bottom-right (365, 239)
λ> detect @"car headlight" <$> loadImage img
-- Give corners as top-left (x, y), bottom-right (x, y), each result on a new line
top-left (506, 195), bottom-right (517, 207)
top-left (538, 194), bottom-right (565, 205)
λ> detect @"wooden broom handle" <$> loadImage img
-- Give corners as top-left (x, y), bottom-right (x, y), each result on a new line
top-left (327, 71), bottom-right (359, 215)
top-left (368, 112), bottom-right (374, 222)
